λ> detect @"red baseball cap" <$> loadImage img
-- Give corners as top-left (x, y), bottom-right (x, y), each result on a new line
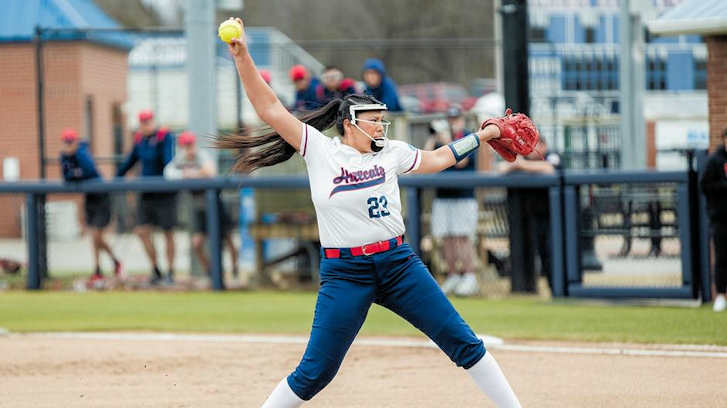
top-left (138, 110), bottom-right (154, 122)
top-left (60, 128), bottom-right (79, 142)
top-left (289, 65), bottom-right (308, 81)
top-left (259, 69), bottom-right (272, 84)
top-left (178, 131), bottom-right (196, 146)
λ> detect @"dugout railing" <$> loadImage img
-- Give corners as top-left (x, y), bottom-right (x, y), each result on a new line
top-left (0, 159), bottom-right (712, 301)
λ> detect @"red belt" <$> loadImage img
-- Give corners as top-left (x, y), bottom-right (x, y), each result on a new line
top-left (323, 236), bottom-right (404, 258)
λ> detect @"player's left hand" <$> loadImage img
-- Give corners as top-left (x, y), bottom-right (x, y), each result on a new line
top-left (481, 109), bottom-right (539, 162)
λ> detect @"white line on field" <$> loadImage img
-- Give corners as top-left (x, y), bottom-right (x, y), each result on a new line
top-left (7, 332), bottom-right (727, 359)
top-left (494, 344), bottom-right (727, 359)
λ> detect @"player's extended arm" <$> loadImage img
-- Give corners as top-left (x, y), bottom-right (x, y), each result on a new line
top-left (227, 18), bottom-right (302, 151)
top-left (197, 151), bottom-right (218, 178)
top-left (116, 144), bottom-right (138, 177)
top-left (76, 148), bottom-right (101, 179)
top-left (414, 126), bottom-right (500, 174)
top-left (163, 156), bottom-right (183, 180)
top-left (511, 158), bottom-right (555, 175)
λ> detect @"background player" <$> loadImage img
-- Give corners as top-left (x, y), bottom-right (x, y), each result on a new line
top-left (289, 64), bottom-right (321, 112)
top-left (164, 131), bottom-right (238, 278)
top-left (316, 66), bottom-right (357, 104)
top-left (425, 105), bottom-right (480, 297)
top-left (116, 110), bottom-right (176, 285)
top-left (361, 58), bottom-right (402, 112)
top-left (218, 17), bottom-right (529, 408)
top-left (60, 128), bottom-right (122, 286)
top-left (700, 128), bottom-right (727, 312)
top-left (499, 137), bottom-right (561, 292)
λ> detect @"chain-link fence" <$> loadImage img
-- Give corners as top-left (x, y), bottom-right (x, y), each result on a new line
top-left (420, 187), bottom-right (544, 299)
top-left (417, 177), bottom-right (564, 299)
top-left (0, 193), bottom-right (27, 289)
top-left (0, 189), bottom-right (244, 291)
top-left (529, 43), bottom-right (622, 170)
top-left (0, 178), bottom-right (330, 292)
top-left (578, 182), bottom-right (683, 289)
top-left (1, 168), bottom-right (711, 302)
top-left (1, 25), bottom-right (709, 299)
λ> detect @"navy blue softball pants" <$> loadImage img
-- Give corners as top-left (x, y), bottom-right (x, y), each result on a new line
top-left (287, 243), bottom-right (486, 400)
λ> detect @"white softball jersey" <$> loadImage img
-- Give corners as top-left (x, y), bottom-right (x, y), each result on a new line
top-left (299, 123), bottom-right (422, 248)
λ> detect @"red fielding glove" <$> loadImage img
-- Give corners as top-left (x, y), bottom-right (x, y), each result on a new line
top-left (481, 108), bottom-right (540, 162)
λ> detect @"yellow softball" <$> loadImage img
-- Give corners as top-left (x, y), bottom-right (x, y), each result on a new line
top-left (218, 19), bottom-right (242, 44)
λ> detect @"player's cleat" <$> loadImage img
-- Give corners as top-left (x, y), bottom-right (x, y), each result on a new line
top-left (86, 273), bottom-right (105, 290)
top-left (454, 272), bottom-right (479, 297)
top-left (713, 294), bottom-right (726, 312)
top-left (149, 273), bottom-right (163, 285)
top-left (161, 274), bottom-right (175, 285)
top-left (441, 274), bottom-right (462, 295)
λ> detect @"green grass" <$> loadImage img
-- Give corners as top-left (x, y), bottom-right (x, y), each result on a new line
top-left (0, 291), bottom-right (725, 345)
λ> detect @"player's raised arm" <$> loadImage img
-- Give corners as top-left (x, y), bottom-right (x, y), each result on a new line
top-left (225, 18), bottom-right (303, 151)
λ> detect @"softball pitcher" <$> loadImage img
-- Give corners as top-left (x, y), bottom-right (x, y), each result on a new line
top-left (220, 17), bottom-right (537, 408)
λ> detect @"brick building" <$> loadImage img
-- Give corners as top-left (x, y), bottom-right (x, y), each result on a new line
top-left (0, 0), bottom-right (130, 237)
top-left (649, 0), bottom-right (727, 151)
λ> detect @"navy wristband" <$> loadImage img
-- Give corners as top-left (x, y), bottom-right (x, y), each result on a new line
top-left (447, 133), bottom-right (480, 162)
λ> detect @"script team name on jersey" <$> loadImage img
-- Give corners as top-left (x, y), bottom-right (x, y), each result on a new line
top-left (329, 165), bottom-right (386, 198)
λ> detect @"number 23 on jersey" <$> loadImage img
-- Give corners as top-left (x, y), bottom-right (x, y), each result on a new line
top-left (367, 195), bottom-right (390, 218)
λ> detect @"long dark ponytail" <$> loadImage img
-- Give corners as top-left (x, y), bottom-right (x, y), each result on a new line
top-left (215, 93), bottom-right (383, 174)
top-left (215, 99), bottom-right (343, 174)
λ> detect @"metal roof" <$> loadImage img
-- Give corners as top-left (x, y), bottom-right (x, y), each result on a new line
top-left (0, 0), bottom-right (131, 49)
top-left (648, 0), bottom-right (727, 36)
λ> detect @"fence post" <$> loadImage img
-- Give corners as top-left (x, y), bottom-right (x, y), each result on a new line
top-left (35, 26), bottom-right (46, 180)
top-left (38, 194), bottom-right (48, 279)
top-left (695, 149), bottom-right (712, 301)
top-left (406, 187), bottom-right (420, 256)
top-left (677, 183), bottom-right (694, 291)
top-left (26, 193), bottom-right (41, 290)
top-left (205, 189), bottom-right (224, 291)
top-left (508, 189), bottom-right (537, 293)
top-left (563, 185), bottom-right (581, 285)
top-left (549, 186), bottom-right (565, 297)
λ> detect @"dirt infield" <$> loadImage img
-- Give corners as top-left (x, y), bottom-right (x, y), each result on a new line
top-left (1, 334), bottom-right (723, 408)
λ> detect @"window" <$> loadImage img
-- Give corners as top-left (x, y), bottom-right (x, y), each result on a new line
top-left (84, 96), bottom-right (94, 150)
top-left (112, 103), bottom-right (124, 156)
top-left (646, 55), bottom-right (667, 90)
top-left (561, 54), bottom-right (618, 91)
top-left (585, 27), bottom-right (596, 44)
top-left (694, 58), bottom-right (707, 90)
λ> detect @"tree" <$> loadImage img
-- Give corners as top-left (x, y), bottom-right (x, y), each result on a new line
top-left (240, 0), bottom-right (497, 85)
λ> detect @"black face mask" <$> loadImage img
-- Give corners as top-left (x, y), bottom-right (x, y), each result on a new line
top-left (371, 138), bottom-right (385, 153)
